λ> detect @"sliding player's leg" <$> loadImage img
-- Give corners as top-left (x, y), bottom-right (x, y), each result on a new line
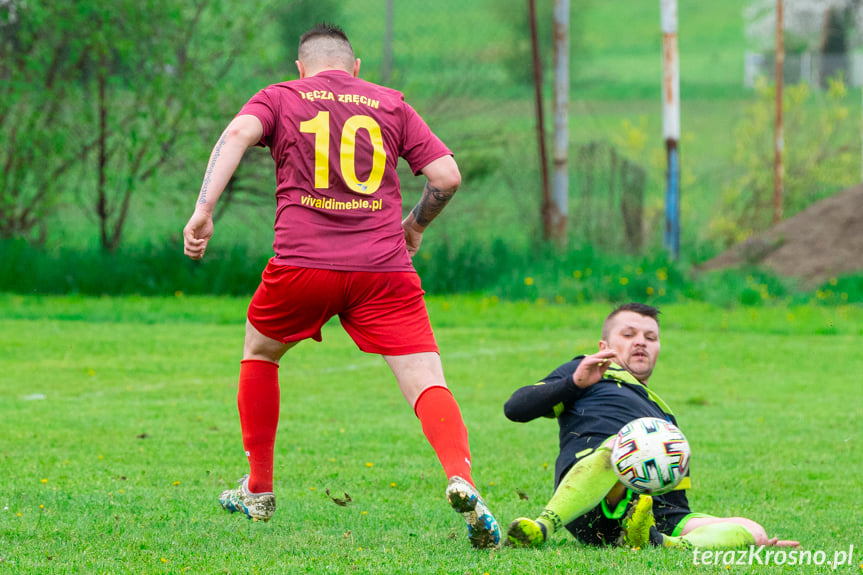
top-left (508, 443), bottom-right (620, 547)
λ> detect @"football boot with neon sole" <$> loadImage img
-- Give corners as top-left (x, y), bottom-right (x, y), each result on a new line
top-left (618, 494), bottom-right (654, 548)
top-left (219, 475), bottom-right (275, 522)
top-left (445, 476), bottom-right (502, 549)
top-left (507, 517), bottom-right (548, 547)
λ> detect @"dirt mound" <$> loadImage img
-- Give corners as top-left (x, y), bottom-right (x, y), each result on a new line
top-left (698, 183), bottom-right (863, 288)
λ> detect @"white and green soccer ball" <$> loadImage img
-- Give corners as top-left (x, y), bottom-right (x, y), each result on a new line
top-left (610, 417), bottom-right (691, 496)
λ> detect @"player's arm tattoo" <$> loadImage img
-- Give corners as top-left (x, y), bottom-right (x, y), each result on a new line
top-left (411, 181), bottom-right (455, 227)
top-left (198, 129), bottom-right (228, 205)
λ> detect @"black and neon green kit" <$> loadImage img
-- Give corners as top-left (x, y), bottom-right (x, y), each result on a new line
top-left (504, 355), bottom-right (692, 544)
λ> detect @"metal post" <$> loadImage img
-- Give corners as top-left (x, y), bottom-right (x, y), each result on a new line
top-left (551, 0), bottom-right (569, 245)
top-left (773, 0), bottom-right (784, 224)
top-left (529, 0), bottom-right (552, 241)
top-left (661, 0), bottom-right (680, 259)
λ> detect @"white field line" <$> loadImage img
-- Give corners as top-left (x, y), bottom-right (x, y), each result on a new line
top-left (41, 344), bottom-right (566, 400)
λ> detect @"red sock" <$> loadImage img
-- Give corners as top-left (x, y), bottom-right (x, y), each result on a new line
top-left (237, 359), bottom-right (280, 494)
top-left (414, 386), bottom-right (474, 485)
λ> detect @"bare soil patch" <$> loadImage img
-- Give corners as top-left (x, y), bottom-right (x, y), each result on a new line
top-left (699, 184), bottom-right (863, 288)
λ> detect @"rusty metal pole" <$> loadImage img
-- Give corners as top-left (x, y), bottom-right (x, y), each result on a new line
top-left (551, 0), bottom-right (569, 245)
top-left (773, 0), bottom-right (784, 223)
top-left (660, 0), bottom-right (680, 259)
top-left (529, 0), bottom-right (552, 241)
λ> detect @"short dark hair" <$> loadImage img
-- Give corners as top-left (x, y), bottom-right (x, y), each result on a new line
top-left (300, 22), bottom-right (350, 44)
top-left (299, 22), bottom-right (353, 53)
top-left (297, 23), bottom-right (355, 71)
top-left (601, 302), bottom-right (660, 339)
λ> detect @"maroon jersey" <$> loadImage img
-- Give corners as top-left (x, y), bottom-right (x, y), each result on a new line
top-left (238, 70), bottom-right (452, 272)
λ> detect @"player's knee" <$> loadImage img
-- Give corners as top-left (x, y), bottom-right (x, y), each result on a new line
top-left (595, 438), bottom-right (615, 469)
top-left (243, 320), bottom-right (294, 362)
top-left (597, 448), bottom-right (613, 470)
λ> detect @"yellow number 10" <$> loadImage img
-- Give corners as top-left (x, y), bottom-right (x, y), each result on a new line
top-left (299, 111), bottom-right (387, 195)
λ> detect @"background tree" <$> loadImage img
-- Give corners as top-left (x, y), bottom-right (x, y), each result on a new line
top-left (0, 0), bottom-right (275, 251)
top-left (1, 0), bottom-right (96, 242)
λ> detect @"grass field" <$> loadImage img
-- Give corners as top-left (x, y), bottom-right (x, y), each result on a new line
top-left (4, 3), bottom-right (861, 572)
top-left (2, 294), bottom-right (860, 573)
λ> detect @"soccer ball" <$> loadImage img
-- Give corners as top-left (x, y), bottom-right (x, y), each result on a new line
top-left (609, 417), bottom-right (690, 495)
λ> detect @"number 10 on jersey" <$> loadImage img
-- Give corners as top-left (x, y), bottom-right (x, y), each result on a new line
top-left (299, 111), bottom-right (387, 195)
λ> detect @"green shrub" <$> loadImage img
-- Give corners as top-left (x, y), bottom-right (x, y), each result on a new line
top-left (0, 239), bottom-right (267, 296)
top-left (710, 76), bottom-right (858, 247)
top-left (0, 236), bottom-right (830, 309)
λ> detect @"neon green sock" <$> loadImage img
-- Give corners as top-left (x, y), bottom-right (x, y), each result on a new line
top-left (662, 523), bottom-right (756, 549)
top-left (536, 447), bottom-right (618, 536)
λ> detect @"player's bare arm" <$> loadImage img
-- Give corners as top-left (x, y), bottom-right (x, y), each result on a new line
top-left (412, 180), bottom-right (455, 227)
top-left (402, 155), bottom-right (460, 256)
top-left (571, 349), bottom-right (619, 388)
top-left (183, 114), bottom-right (263, 260)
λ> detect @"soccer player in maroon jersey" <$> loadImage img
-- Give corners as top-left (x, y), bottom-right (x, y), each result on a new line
top-left (181, 23), bottom-right (500, 549)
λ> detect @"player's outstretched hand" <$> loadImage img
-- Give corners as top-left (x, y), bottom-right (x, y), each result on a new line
top-left (766, 537), bottom-right (800, 547)
top-left (572, 349), bottom-right (619, 389)
top-left (183, 211), bottom-right (214, 260)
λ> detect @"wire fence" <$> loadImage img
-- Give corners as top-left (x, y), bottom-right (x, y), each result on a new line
top-left (744, 51), bottom-right (863, 88)
top-left (5, 0), bottom-right (859, 258)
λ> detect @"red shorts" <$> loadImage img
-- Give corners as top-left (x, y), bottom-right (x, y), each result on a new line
top-left (247, 262), bottom-right (439, 355)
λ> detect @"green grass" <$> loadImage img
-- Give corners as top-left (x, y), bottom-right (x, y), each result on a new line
top-left (2, 294), bottom-right (860, 573)
top-left (9, 234), bottom-right (863, 311)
